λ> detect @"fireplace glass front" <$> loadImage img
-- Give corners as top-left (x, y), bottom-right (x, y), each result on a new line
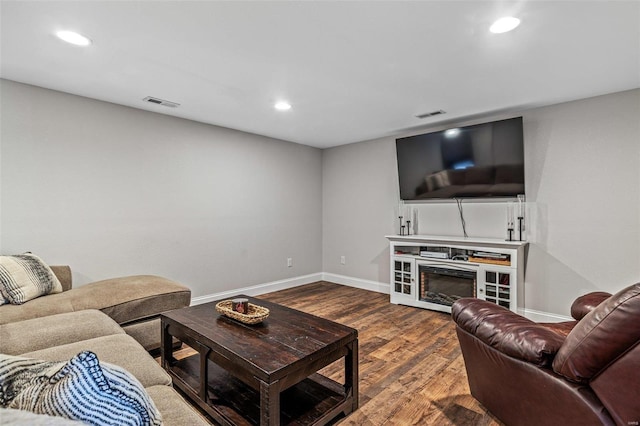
top-left (419, 265), bottom-right (476, 306)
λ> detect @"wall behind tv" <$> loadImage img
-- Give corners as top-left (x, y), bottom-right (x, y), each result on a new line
top-left (0, 79), bottom-right (323, 298)
top-left (323, 88), bottom-right (640, 317)
top-left (2, 79), bottom-right (638, 318)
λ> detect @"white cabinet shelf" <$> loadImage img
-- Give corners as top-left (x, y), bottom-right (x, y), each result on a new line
top-left (386, 235), bottom-right (528, 314)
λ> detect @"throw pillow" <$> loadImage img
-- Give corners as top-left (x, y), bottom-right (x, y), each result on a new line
top-left (0, 351), bottom-right (162, 426)
top-left (0, 253), bottom-right (63, 304)
top-left (425, 170), bottom-right (450, 192)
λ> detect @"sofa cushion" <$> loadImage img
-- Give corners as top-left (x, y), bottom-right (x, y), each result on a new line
top-left (464, 166), bottom-right (495, 185)
top-left (0, 253), bottom-right (63, 305)
top-left (447, 169), bottom-right (466, 185)
top-left (68, 275), bottom-right (191, 325)
top-left (21, 334), bottom-right (171, 388)
top-left (0, 291), bottom-right (75, 325)
top-left (0, 408), bottom-right (85, 425)
top-left (123, 318), bottom-right (162, 352)
top-left (146, 385), bottom-right (210, 426)
top-left (0, 351), bottom-right (162, 426)
top-left (553, 283), bottom-right (640, 383)
top-left (0, 309), bottom-right (125, 355)
top-left (539, 320), bottom-right (577, 338)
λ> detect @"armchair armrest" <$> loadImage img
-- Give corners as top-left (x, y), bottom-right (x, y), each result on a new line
top-left (452, 298), bottom-right (565, 366)
top-left (570, 291), bottom-right (611, 320)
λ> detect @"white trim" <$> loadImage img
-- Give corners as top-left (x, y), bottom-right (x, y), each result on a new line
top-left (190, 272), bottom-right (567, 324)
top-left (519, 308), bottom-right (572, 323)
top-left (190, 273), bottom-right (322, 306)
top-left (321, 273), bottom-right (389, 294)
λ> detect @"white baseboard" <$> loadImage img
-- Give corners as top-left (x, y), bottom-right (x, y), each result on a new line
top-left (519, 308), bottom-right (572, 323)
top-left (191, 272), bottom-right (566, 323)
top-left (190, 273), bottom-right (323, 306)
top-left (321, 273), bottom-right (389, 294)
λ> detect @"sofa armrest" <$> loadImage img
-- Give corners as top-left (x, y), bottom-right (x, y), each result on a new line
top-left (452, 298), bottom-right (565, 366)
top-left (50, 265), bottom-right (72, 292)
top-left (570, 291), bottom-right (611, 320)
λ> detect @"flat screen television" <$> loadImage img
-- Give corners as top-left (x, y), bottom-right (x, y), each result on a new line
top-left (396, 116), bottom-right (525, 201)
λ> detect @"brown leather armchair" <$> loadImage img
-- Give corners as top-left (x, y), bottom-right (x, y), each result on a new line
top-left (452, 283), bottom-right (639, 426)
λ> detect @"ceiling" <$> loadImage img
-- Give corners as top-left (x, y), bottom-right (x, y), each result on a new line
top-left (1, 1), bottom-right (639, 149)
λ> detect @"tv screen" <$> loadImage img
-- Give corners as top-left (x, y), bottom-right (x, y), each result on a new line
top-left (396, 116), bottom-right (525, 201)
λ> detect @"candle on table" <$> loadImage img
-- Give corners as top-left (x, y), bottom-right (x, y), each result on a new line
top-left (508, 203), bottom-right (514, 227)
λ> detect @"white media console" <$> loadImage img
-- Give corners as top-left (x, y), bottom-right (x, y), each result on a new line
top-left (386, 235), bottom-right (528, 314)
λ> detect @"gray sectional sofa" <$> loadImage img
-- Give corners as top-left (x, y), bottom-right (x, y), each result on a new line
top-left (0, 265), bottom-right (191, 351)
top-left (1, 310), bottom-right (210, 425)
top-left (0, 263), bottom-right (210, 425)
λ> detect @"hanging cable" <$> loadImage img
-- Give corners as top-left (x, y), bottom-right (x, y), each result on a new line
top-left (455, 198), bottom-right (468, 238)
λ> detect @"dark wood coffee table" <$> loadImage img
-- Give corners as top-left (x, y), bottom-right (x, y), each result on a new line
top-left (160, 295), bottom-right (358, 426)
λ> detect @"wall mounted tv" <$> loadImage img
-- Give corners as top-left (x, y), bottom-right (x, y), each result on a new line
top-left (396, 116), bottom-right (525, 201)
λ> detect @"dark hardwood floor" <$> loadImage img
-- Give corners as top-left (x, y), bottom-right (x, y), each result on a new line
top-left (163, 281), bottom-right (502, 425)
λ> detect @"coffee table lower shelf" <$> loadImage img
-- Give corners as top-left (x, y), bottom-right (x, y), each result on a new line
top-left (168, 355), bottom-right (351, 426)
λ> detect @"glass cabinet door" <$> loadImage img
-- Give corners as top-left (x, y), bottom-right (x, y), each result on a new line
top-left (484, 269), bottom-right (513, 310)
top-left (393, 258), bottom-right (414, 297)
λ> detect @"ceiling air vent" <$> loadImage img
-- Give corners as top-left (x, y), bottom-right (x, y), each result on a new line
top-left (415, 110), bottom-right (446, 119)
top-left (143, 96), bottom-right (180, 108)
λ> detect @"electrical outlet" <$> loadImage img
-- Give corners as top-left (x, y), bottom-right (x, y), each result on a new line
top-left (340, 256), bottom-right (346, 265)
top-left (287, 258), bottom-right (293, 267)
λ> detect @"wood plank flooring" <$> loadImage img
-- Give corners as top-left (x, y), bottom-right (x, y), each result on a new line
top-left (162, 281), bottom-right (502, 425)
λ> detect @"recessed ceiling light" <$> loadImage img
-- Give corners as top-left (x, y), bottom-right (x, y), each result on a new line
top-left (490, 17), bottom-right (521, 34)
top-left (444, 128), bottom-right (461, 138)
top-left (56, 30), bottom-right (92, 46)
top-left (274, 101), bottom-right (292, 111)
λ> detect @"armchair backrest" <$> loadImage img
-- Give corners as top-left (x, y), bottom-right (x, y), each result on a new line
top-left (552, 283), bottom-right (640, 383)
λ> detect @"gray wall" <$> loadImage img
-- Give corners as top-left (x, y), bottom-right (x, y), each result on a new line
top-left (322, 138), bottom-right (399, 283)
top-left (2, 79), bottom-right (638, 317)
top-left (322, 89), bottom-right (640, 316)
top-left (0, 80), bottom-right (323, 298)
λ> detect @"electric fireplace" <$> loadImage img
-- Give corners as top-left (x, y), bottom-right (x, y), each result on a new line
top-left (418, 262), bottom-right (477, 307)
top-left (388, 235), bottom-right (526, 315)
